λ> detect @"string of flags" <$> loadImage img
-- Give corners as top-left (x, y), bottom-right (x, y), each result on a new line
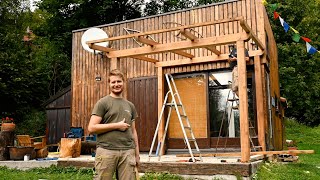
top-left (262, 0), bottom-right (320, 55)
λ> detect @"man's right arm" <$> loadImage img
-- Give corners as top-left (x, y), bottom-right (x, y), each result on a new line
top-left (88, 115), bottom-right (130, 134)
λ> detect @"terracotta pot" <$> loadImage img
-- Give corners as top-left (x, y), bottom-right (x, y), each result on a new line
top-left (1, 123), bottom-right (16, 132)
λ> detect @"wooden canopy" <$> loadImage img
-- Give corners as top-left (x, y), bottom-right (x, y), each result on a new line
top-left (86, 16), bottom-right (266, 163)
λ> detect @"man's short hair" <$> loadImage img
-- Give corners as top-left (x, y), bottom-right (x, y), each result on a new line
top-left (108, 69), bottom-right (125, 82)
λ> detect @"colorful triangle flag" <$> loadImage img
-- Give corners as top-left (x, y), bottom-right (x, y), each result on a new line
top-left (292, 34), bottom-right (301, 42)
top-left (269, 3), bottom-right (279, 11)
top-left (290, 27), bottom-right (299, 34)
top-left (262, 0), bottom-right (268, 6)
top-left (301, 36), bottom-right (311, 42)
top-left (279, 16), bottom-right (284, 26)
top-left (306, 42), bottom-right (318, 54)
top-left (279, 17), bottom-right (290, 32)
top-left (274, 11), bottom-right (280, 19)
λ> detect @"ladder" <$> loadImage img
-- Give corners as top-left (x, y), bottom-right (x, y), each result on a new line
top-left (215, 88), bottom-right (261, 152)
top-left (148, 73), bottom-right (202, 162)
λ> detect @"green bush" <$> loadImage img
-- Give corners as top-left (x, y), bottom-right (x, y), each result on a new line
top-left (15, 109), bottom-right (46, 137)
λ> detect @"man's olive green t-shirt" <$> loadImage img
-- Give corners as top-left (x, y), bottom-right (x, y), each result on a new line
top-left (91, 95), bottom-right (138, 150)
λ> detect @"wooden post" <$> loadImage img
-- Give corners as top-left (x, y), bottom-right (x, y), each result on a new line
top-left (237, 40), bottom-right (250, 162)
top-left (157, 67), bottom-right (165, 155)
top-left (254, 56), bottom-right (266, 151)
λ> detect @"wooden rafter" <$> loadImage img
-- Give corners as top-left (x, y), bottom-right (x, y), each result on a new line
top-left (136, 36), bottom-right (194, 58)
top-left (87, 17), bottom-right (244, 44)
top-left (180, 28), bottom-right (221, 55)
top-left (103, 33), bottom-right (247, 58)
top-left (240, 19), bottom-right (265, 50)
top-left (132, 55), bottom-right (158, 63)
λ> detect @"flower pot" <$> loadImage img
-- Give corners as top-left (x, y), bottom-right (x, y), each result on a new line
top-left (1, 123), bottom-right (16, 132)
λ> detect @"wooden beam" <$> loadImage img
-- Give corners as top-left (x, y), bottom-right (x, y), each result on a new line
top-left (171, 50), bottom-right (194, 58)
top-left (137, 36), bottom-right (159, 46)
top-left (176, 150), bottom-right (315, 157)
top-left (254, 56), bottom-right (266, 151)
top-left (106, 33), bottom-right (246, 58)
top-left (87, 17), bottom-right (244, 44)
top-left (179, 28), bottom-right (198, 41)
top-left (204, 46), bottom-right (221, 55)
top-left (180, 28), bottom-right (221, 55)
top-left (237, 40), bottom-right (250, 163)
top-left (155, 50), bottom-right (263, 68)
top-left (137, 36), bottom-right (194, 58)
top-left (156, 54), bottom-right (228, 67)
top-left (89, 44), bottom-right (116, 52)
top-left (132, 55), bottom-right (158, 63)
top-left (157, 67), bottom-right (165, 155)
top-left (240, 19), bottom-right (265, 50)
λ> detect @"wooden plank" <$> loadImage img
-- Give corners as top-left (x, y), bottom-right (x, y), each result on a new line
top-left (237, 40), bottom-right (250, 163)
top-left (106, 33), bottom-right (247, 58)
top-left (176, 150), bottom-right (315, 157)
top-left (132, 55), bottom-right (158, 63)
top-left (156, 54), bottom-right (228, 67)
top-left (239, 19), bottom-right (265, 50)
top-left (87, 17), bottom-right (244, 44)
top-left (254, 56), bottom-right (266, 151)
top-left (157, 67), bottom-right (164, 155)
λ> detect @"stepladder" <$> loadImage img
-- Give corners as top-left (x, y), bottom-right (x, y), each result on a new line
top-left (148, 73), bottom-right (202, 162)
top-left (215, 88), bottom-right (261, 152)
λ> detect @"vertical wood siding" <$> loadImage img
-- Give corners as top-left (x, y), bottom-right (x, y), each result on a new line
top-left (46, 90), bottom-right (71, 146)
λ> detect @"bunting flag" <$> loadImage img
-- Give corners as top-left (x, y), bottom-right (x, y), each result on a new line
top-left (306, 42), bottom-right (318, 54)
top-left (262, 0), bottom-right (268, 6)
top-left (264, 0), bottom-right (319, 55)
top-left (301, 36), bottom-right (312, 42)
top-left (290, 27), bottom-right (299, 34)
top-left (269, 3), bottom-right (279, 11)
top-left (279, 17), bottom-right (290, 32)
top-left (274, 11), bottom-right (280, 19)
top-left (292, 33), bottom-right (301, 42)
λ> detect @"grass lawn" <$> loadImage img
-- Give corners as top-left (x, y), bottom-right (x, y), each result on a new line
top-left (0, 119), bottom-right (318, 180)
top-left (255, 119), bottom-right (320, 180)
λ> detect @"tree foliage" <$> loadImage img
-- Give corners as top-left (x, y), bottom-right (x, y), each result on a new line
top-left (0, 0), bottom-right (319, 128)
top-left (267, 0), bottom-right (320, 126)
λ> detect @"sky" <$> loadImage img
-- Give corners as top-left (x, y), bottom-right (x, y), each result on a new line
top-left (29, 0), bottom-right (40, 11)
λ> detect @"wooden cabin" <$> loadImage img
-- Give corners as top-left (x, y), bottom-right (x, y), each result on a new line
top-left (71, 0), bottom-right (285, 162)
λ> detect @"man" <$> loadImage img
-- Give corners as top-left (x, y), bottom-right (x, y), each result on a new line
top-left (88, 69), bottom-right (140, 180)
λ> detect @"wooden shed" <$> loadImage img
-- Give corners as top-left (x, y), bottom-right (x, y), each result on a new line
top-left (71, 0), bottom-right (285, 162)
top-left (44, 86), bottom-right (71, 146)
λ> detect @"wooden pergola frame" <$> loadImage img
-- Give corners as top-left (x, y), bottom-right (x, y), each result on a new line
top-left (87, 16), bottom-right (267, 163)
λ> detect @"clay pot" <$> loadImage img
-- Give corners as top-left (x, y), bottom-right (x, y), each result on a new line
top-left (1, 123), bottom-right (16, 132)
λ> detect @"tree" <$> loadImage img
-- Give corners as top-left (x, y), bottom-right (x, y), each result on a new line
top-left (266, 0), bottom-right (320, 126)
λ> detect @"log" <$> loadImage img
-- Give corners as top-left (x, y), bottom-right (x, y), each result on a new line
top-left (59, 138), bottom-right (81, 158)
top-left (0, 131), bottom-right (14, 161)
top-left (36, 147), bottom-right (48, 158)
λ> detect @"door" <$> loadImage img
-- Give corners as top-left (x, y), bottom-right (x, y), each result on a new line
top-left (127, 76), bottom-right (158, 152)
